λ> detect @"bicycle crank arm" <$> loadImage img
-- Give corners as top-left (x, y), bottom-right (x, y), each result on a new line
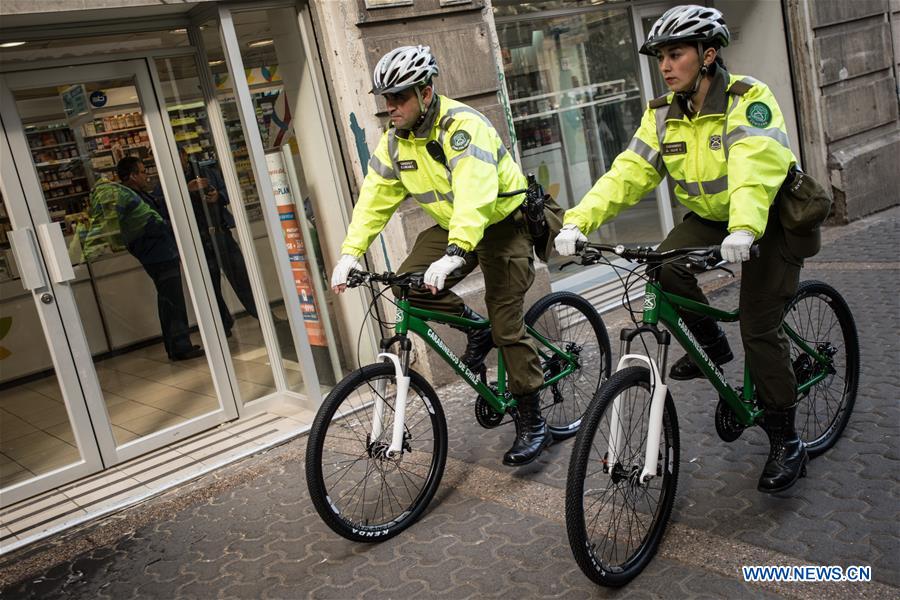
top-left (377, 352), bottom-right (411, 457)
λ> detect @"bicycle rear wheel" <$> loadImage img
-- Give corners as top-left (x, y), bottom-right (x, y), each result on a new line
top-left (526, 291), bottom-right (611, 440)
top-left (566, 366), bottom-right (679, 587)
top-left (305, 363), bottom-right (448, 542)
top-left (783, 280), bottom-right (859, 458)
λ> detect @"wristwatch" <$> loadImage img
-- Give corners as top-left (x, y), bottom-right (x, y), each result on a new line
top-left (445, 243), bottom-right (468, 258)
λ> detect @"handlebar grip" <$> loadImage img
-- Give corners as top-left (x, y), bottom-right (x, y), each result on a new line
top-left (710, 243), bottom-right (761, 261)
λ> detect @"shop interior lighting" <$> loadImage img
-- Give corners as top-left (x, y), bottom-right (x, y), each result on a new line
top-left (0, 41), bottom-right (27, 48)
top-left (208, 59), bottom-right (224, 66)
top-left (248, 39), bottom-right (274, 48)
top-left (170, 28), bottom-right (188, 34)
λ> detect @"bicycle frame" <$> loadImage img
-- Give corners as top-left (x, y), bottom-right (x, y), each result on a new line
top-left (369, 296), bottom-right (579, 456)
top-left (638, 280), bottom-right (834, 426)
top-left (394, 299), bottom-right (579, 413)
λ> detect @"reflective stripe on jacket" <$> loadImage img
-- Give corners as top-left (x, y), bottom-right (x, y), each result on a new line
top-left (340, 95), bottom-right (527, 256)
top-left (564, 69), bottom-right (796, 238)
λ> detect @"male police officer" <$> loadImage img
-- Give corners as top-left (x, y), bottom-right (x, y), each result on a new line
top-left (331, 45), bottom-right (548, 466)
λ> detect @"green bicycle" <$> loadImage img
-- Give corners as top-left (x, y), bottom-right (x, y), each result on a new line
top-left (306, 268), bottom-right (611, 542)
top-left (565, 242), bottom-right (859, 587)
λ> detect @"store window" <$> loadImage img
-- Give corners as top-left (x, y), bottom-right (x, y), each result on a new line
top-left (225, 6), bottom-right (344, 388)
top-left (495, 1), bottom-right (668, 279)
top-left (154, 52), bottom-right (280, 403)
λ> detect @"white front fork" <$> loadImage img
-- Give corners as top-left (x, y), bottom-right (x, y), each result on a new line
top-left (607, 354), bottom-right (668, 484)
top-left (372, 352), bottom-right (410, 458)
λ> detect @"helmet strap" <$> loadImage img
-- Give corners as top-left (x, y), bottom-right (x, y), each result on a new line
top-left (680, 42), bottom-right (709, 114)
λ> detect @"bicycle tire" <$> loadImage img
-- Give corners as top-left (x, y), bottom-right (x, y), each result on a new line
top-left (525, 291), bottom-right (612, 440)
top-left (305, 363), bottom-right (448, 542)
top-left (783, 280), bottom-right (859, 458)
top-left (566, 366), bottom-right (679, 587)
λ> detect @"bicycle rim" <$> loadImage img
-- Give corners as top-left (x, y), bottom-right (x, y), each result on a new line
top-left (306, 364), bottom-right (447, 541)
top-left (784, 281), bottom-right (859, 457)
top-left (566, 367), bottom-right (679, 586)
top-left (526, 292), bottom-right (611, 438)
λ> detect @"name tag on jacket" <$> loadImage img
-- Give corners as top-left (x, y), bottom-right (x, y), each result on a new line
top-left (661, 142), bottom-right (687, 155)
top-left (398, 160), bottom-right (418, 171)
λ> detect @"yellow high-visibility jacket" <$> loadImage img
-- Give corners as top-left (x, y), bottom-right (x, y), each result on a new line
top-left (340, 95), bottom-right (527, 256)
top-left (564, 69), bottom-right (797, 237)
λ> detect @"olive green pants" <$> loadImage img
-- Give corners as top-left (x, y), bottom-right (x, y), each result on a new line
top-left (394, 217), bottom-right (544, 396)
top-left (658, 209), bottom-right (801, 409)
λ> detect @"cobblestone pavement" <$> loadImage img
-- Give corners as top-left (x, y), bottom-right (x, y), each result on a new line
top-left (2, 208), bottom-right (898, 599)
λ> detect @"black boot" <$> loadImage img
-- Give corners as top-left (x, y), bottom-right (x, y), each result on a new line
top-left (758, 406), bottom-right (809, 493)
top-left (503, 392), bottom-right (551, 466)
top-left (669, 317), bottom-right (733, 380)
top-left (454, 306), bottom-right (494, 374)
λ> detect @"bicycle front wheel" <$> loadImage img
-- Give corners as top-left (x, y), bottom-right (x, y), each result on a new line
top-left (305, 363), bottom-right (448, 542)
top-left (566, 366), bottom-right (679, 587)
top-left (526, 291), bottom-right (611, 440)
top-left (783, 280), bottom-right (859, 458)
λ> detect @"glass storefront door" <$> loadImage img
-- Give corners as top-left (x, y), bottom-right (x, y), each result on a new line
top-left (0, 59), bottom-right (240, 502)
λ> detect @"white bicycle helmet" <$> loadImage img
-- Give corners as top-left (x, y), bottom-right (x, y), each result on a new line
top-left (640, 4), bottom-right (730, 56)
top-left (371, 45), bottom-right (439, 95)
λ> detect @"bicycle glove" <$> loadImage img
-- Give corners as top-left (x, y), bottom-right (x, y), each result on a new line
top-left (720, 230), bottom-right (755, 263)
top-left (554, 224), bottom-right (588, 256)
top-left (424, 254), bottom-right (466, 292)
top-left (331, 254), bottom-right (362, 291)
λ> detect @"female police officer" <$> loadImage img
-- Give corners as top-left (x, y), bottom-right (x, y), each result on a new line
top-left (331, 46), bottom-right (550, 466)
top-left (554, 5), bottom-right (808, 493)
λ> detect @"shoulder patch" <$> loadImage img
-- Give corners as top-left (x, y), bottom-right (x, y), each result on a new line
top-left (746, 102), bottom-right (772, 128)
top-left (450, 130), bottom-right (471, 151)
top-left (649, 94), bottom-right (670, 109)
top-left (728, 80), bottom-right (753, 96)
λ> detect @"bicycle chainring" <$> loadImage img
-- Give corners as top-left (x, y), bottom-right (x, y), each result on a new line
top-left (475, 396), bottom-right (505, 428)
top-left (715, 396), bottom-right (746, 442)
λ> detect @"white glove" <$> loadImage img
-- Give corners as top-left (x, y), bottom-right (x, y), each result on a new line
top-left (554, 223), bottom-right (588, 256)
top-left (423, 254), bottom-right (466, 292)
top-left (720, 230), bottom-right (755, 263)
top-left (331, 254), bottom-right (362, 292)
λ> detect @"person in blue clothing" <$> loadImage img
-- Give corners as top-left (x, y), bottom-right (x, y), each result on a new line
top-left (152, 147), bottom-right (258, 337)
top-left (85, 156), bottom-right (203, 361)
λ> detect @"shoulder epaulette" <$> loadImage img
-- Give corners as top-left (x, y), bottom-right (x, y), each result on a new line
top-left (648, 94), bottom-right (670, 109)
top-left (727, 80), bottom-right (753, 96)
top-left (438, 115), bottom-right (455, 130)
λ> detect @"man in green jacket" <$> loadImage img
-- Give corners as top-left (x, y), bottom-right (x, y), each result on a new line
top-left (85, 157), bottom-right (202, 361)
top-left (555, 5), bottom-right (808, 492)
top-left (331, 45), bottom-right (548, 466)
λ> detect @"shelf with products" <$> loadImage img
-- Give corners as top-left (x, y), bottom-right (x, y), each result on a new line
top-left (83, 129), bottom-right (150, 154)
top-left (30, 141), bottom-right (78, 151)
top-left (80, 111), bottom-right (145, 137)
top-left (25, 123), bottom-right (77, 149)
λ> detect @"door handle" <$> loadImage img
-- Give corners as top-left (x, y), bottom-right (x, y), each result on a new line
top-left (37, 222), bottom-right (76, 283)
top-left (7, 228), bottom-right (47, 291)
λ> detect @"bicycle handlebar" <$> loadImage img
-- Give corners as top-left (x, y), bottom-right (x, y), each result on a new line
top-left (347, 269), bottom-right (426, 289)
top-left (574, 241), bottom-right (760, 268)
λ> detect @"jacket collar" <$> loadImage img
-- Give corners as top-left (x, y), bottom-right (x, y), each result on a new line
top-left (666, 67), bottom-right (730, 121)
